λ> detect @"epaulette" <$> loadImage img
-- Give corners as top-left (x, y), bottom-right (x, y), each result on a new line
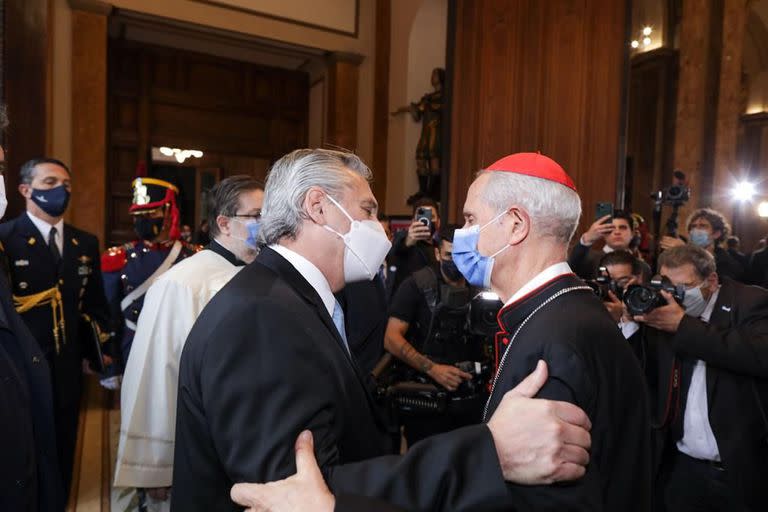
top-left (101, 245), bottom-right (128, 273)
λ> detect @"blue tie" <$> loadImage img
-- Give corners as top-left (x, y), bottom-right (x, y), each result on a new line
top-left (331, 301), bottom-right (350, 355)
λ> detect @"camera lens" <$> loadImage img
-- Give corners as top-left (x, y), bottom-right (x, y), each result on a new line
top-left (624, 285), bottom-right (658, 315)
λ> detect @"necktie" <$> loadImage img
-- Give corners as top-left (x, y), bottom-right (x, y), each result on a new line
top-left (49, 227), bottom-right (61, 265)
top-left (331, 301), bottom-right (350, 355)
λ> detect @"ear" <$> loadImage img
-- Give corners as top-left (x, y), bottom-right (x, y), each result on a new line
top-left (303, 187), bottom-right (327, 225)
top-left (712, 230), bottom-right (722, 242)
top-left (706, 271), bottom-right (719, 287)
top-left (216, 215), bottom-right (231, 236)
top-left (434, 246), bottom-right (440, 261)
top-left (18, 183), bottom-right (30, 198)
top-left (506, 207), bottom-right (531, 246)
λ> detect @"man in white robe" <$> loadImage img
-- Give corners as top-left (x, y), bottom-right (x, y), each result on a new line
top-left (114, 176), bottom-right (264, 511)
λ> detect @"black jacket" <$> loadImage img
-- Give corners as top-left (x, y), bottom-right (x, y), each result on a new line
top-left (0, 214), bottom-right (110, 408)
top-left (486, 273), bottom-right (651, 511)
top-left (748, 247), bottom-right (768, 287)
top-left (0, 273), bottom-right (64, 511)
top-left (631, 278), bottom-right (768, 510)
top-left (390, 230), bottom-right (436, 293)
top-left (173, 247), bottom-right (509, 511)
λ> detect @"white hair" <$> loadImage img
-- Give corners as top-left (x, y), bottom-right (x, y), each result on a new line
top-left (478, 170), bottom-right (582, 244)
top-left (261, 149), bottom-right (372, 245)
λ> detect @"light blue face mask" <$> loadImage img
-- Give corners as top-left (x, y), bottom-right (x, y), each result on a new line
top-left (233, 218), bottom-right (261, 250)
top-left (689, 228), bottom-right (711, 248)
top-left (451, 210), bottom-right (510, 288)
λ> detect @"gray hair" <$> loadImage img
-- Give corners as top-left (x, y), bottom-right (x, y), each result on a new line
top-left (20, 158), bottom-right (71, 185)
top-left (477, 170), bottom-right (582, 244)
top-left (658, 245), bottom-right (717, 279)
top-left (261, 149), bottom-right (372, 245)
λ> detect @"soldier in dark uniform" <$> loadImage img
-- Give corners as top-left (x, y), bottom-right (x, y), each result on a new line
top-left (102, 177), bottom-right (199, 369)
top-left (0, 157), bottom-right (112, 500)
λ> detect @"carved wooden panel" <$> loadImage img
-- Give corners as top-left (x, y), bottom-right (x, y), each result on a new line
top-left (448, 0), bottom-right (628, 237)
top-left (107, 39), bottom-right (308, 244)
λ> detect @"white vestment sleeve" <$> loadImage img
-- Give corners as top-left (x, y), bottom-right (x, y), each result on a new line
top-left (114, 277), bottom-right (198, 488)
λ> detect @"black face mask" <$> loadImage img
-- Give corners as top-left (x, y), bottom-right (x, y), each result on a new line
top-left (31, 185), bottom-right (70, 217)
top-left (441, 258), bottom-right (464, 282)
top-left (134, 217), bottom-right (165, 241)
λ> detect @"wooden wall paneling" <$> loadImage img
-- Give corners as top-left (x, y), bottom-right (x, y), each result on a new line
top-left (4, 0), bottom-right (50, 218)
top-left (448, 0), bottom-right (627, 237)
top-left (107, 39), bottom-right (310, 243)
top-left (372, 0), bottom-right (391, 209)
top-left (325, 52), bottom-right (363, 152)
top-left (71, 9), bottom-right (108, 244)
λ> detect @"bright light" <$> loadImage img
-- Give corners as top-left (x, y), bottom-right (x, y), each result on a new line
top-left (480, 291), bottom-right (500, 301)
top-left (643, 37), bottom-right (652, 46)
top-left (731, 181), bottom-right (757, 202)
top-left (630, 40), bottom-right (639, 49)
top-left (158, 147), bottom-right (204, 164)
top-left (642, 26), bottom-right (652, 36)
top-left (758, 201), bottom-right (768, 218)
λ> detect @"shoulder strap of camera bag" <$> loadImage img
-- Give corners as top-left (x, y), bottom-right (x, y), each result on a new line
top-left (413, 266), bottom-right (439, 314)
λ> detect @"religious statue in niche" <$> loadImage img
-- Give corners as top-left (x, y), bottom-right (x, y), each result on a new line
top-left (392, 67), bottom-right (445, 204)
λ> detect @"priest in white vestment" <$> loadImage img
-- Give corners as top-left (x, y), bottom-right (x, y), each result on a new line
top-left (114, 177), bottom-right (263, 511)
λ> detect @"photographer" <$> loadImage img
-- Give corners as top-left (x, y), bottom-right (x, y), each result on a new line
top-left (659, 207), bottom-right (746, 282)
top-left (594, 251), bottom-right (645, 326)
top-left (390, 197), bottom-right (441, 292)
top-left (384, 225), bottom-right (479, 443)
top-left (569, 209), bottom-right (651, 280)
top-left (628, 245), bottom-right (768, 511)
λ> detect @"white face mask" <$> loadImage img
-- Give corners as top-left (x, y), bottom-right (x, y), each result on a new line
top-left (0, 175), bottom-right (7, 220)
top-left (682, 283), bottom-right (708, 318)
top-left (323, 195), bottom-right (392, 283)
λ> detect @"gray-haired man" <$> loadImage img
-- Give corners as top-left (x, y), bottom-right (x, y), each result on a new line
top-left (172, 149), bottom-right (592, 511)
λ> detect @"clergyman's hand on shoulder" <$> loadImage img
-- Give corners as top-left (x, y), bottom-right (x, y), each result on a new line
top-left (231, 431), bottom-right (335, 512)
top-left (487, 360), bottom-right (592, 485)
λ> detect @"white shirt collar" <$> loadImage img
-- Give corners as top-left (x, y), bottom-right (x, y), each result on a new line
top-left (603, 244), bottom-right (615, 254)
top-left (27, 211), bottom-right (64, 252)
top-left (504, 262), bottom-right (574, 307)
top-left (700, 286), bottom-right (721, 322)
top-left (269, 244), bottom-right (336, 317)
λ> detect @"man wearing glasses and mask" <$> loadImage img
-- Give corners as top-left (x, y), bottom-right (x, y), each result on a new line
top-left (115, 176), bottom-right (263, 512)
top-left (625, 245), bottom-right (768, 511)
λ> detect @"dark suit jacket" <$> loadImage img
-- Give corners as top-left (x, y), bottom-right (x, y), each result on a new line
top-left (0, 214), bottom-right (110, 409)
top-left (748, 247), bottom-right (768, 287)
top-left (631, 278), bottom-right (768, 510)
top-left (486, 274), bottom-right (651, 511)
top-left (0, 271), bottom-right (64, 511)
top-left (336, 276), bottom-right (388, 376)
top-left (173, 247), bottom-right (509, 512)
top-left (713, 246), bottom-right (746, 283)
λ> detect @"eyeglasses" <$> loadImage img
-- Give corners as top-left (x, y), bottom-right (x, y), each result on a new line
top-left (231, 212), bottom-right (261, 220)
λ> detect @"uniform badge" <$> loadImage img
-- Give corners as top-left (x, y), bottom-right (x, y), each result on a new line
top-left (78, 255), bottom-right (92, 276)
top-left (72, 238), bottom-right (80, 246)
top-left (27, 237), bottom-right (36, 246)
top-left (19, 282), bottom-right (28, 290)
top-left (78, 255), bottom-right (91, 264)
top-left (14, 259), bottom-right (29, 267)
top-left (133, 179), bottom-right (150, 206)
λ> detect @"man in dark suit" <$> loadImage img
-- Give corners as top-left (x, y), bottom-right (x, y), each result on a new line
top-left (0, 110), bottom-right (65, 510)
top-left (173, 149), bottom-right (593, 511)
top-left (629, 245), bottom-right (768, 511)
top-left (0, 158), bottom-right (111, 498)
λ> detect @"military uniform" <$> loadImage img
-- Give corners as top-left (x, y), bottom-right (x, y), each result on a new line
top-left (102, 178), bottom-right (199, 367)
top-left (0, 212), bottom-right (111, 497)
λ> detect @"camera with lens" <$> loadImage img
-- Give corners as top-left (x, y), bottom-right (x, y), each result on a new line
top-left (586, 266), bottom-right (624, 302)
top-left (415, 206), bottom-right (435, 235)
top-left (623, 275), bottom-right (685, 316)
top-left (662, 184), bottom-right (690, 205)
